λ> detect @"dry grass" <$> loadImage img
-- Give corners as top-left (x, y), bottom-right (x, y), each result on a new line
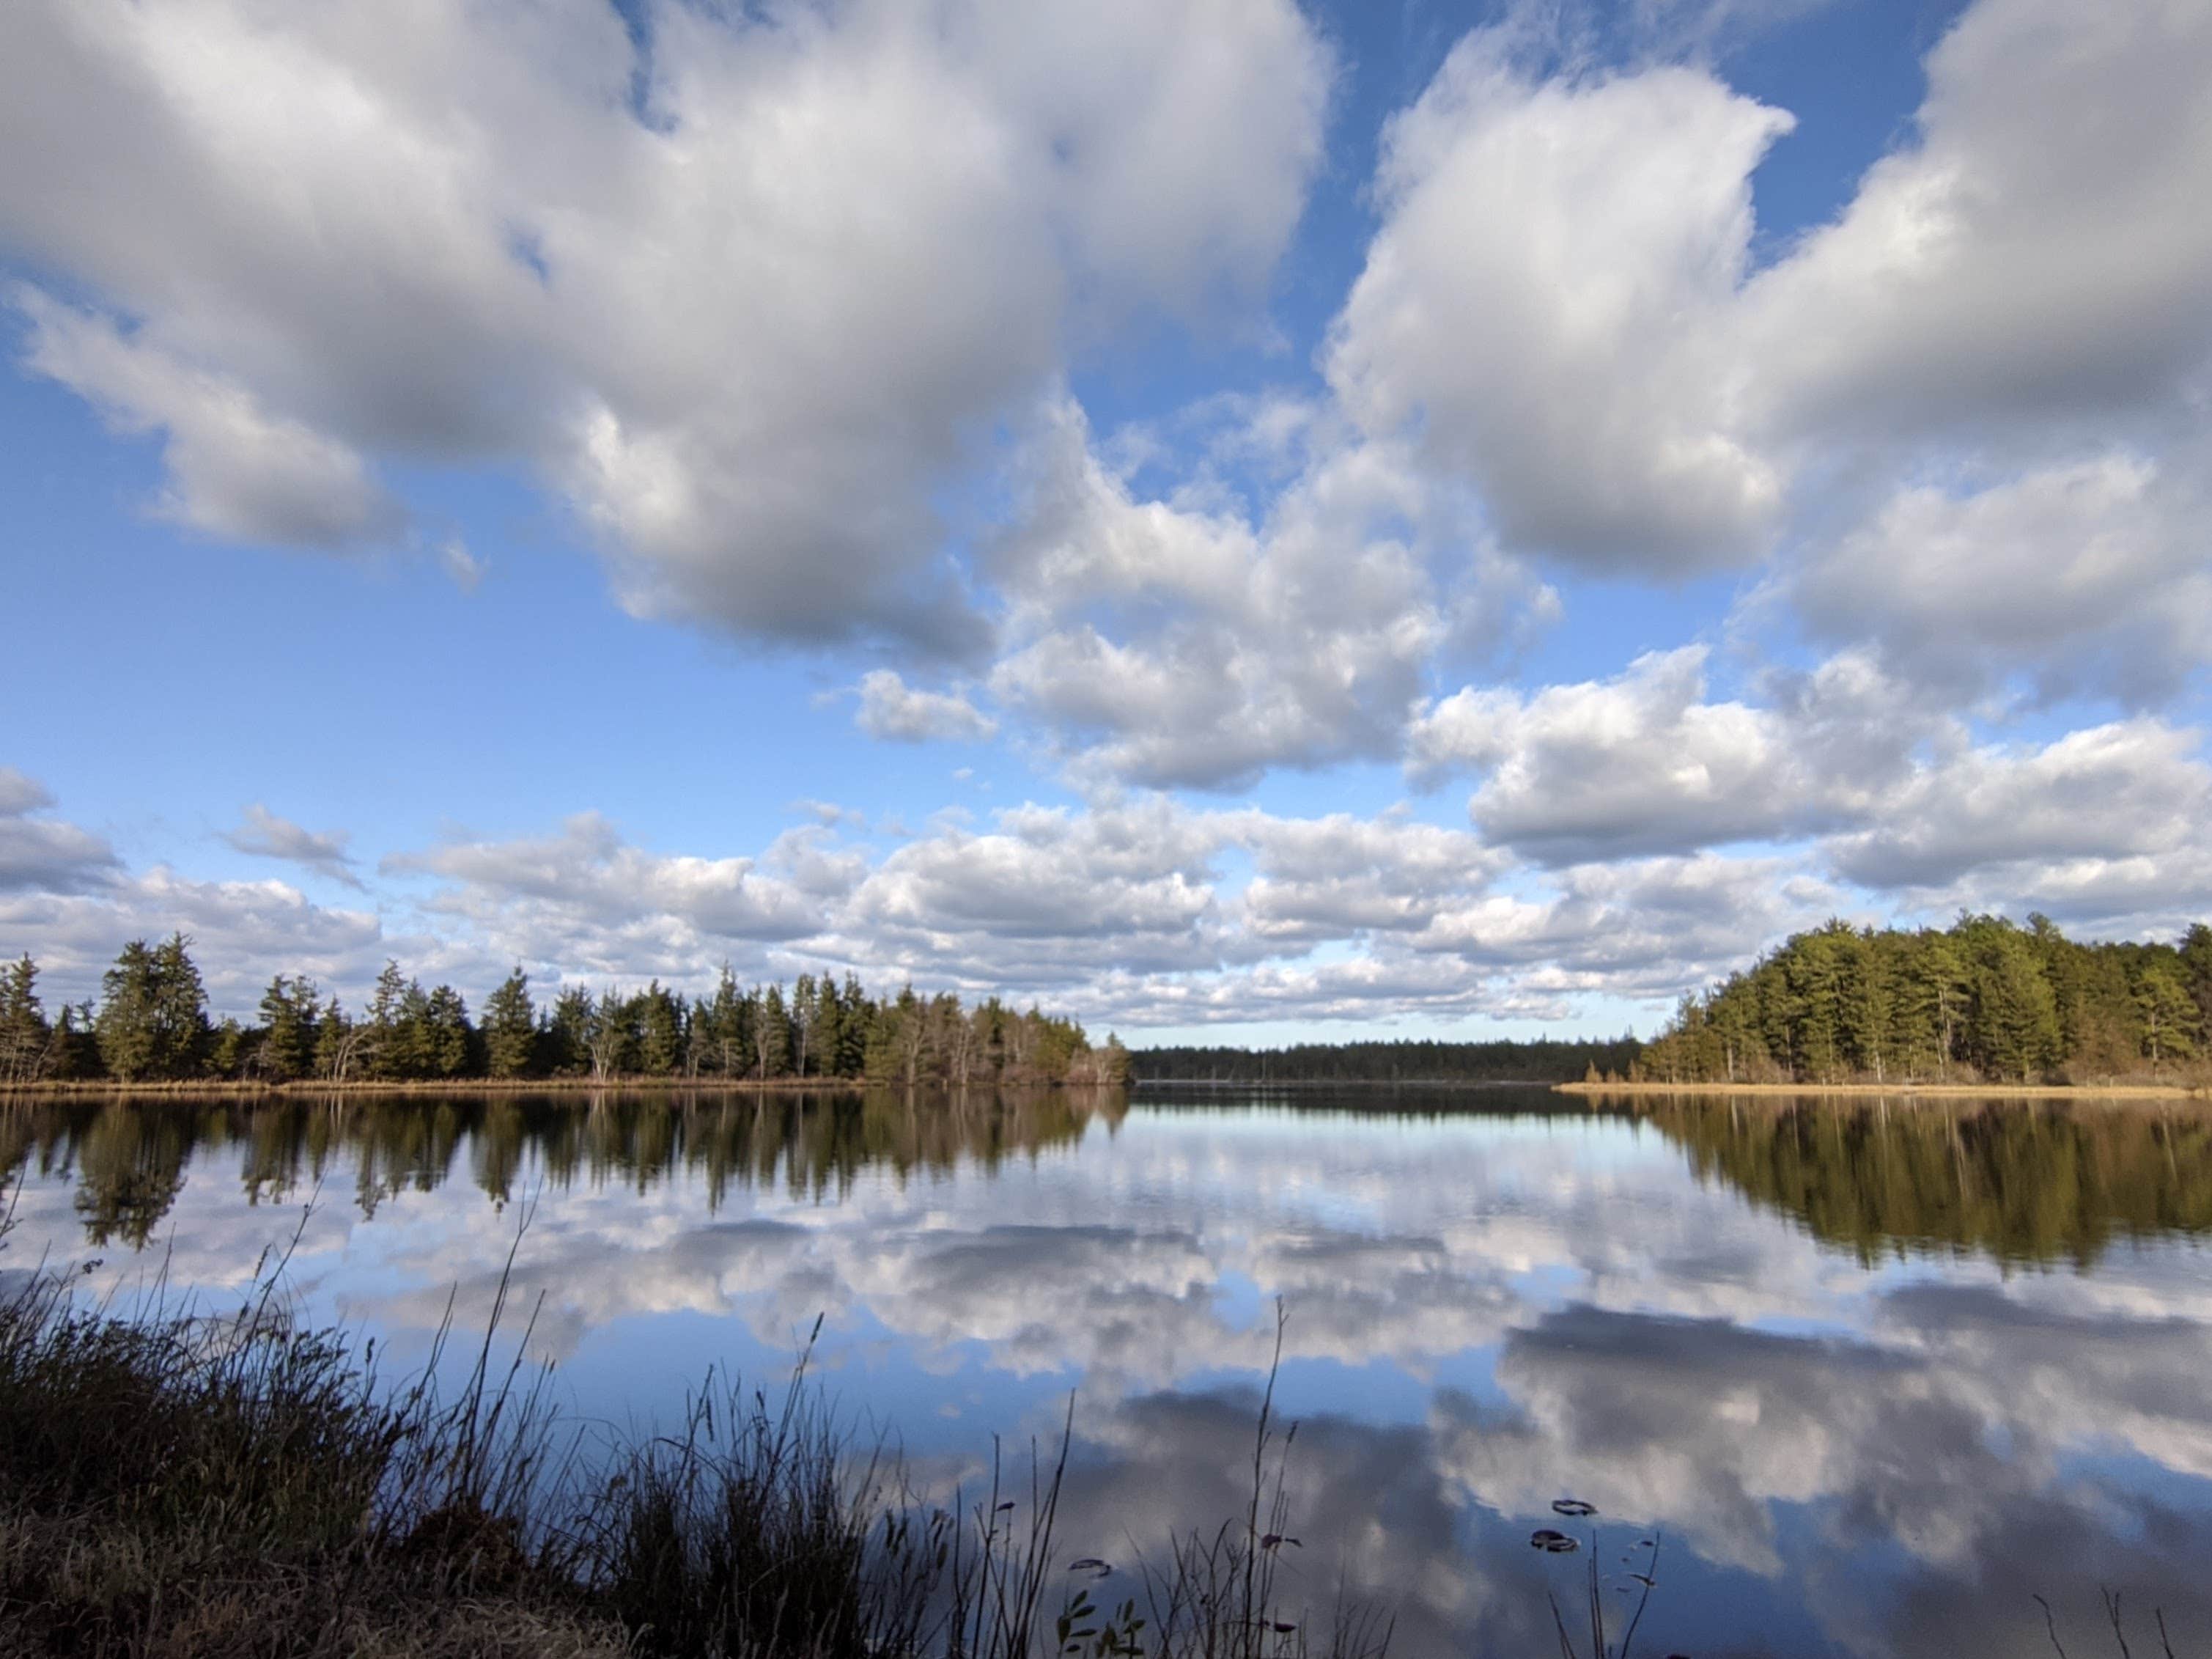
top-left (0, 1202), bottom-right (1382, 1659)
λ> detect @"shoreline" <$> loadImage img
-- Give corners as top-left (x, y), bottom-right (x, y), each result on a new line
top-left (1554, 1079), bottom-right (2210, 1100)
top-left (0, 1075), bottom-right (1122, 1100)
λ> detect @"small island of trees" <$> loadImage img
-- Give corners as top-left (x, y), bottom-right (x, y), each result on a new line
top-left (0, 937), bottom-right (1130, 1092)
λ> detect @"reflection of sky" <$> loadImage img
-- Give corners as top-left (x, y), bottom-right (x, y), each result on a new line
top-left (7, 1094), bottom-right (2212, 1659)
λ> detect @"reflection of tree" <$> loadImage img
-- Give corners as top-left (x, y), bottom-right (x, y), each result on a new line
top-left (1643, 1095), bottom-right (2212, 1266)
top-left (70, 1101), bottom-right (194, 1248)
top-left (4, 1088), bottom-right (1124, 1244)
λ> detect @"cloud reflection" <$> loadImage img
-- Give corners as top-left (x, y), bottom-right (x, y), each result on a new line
top-left (5, 1090), bottom-right (2211, 1657)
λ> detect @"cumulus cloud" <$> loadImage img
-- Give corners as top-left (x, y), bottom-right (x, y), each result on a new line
top-left (1741, 0), bottom-right (2212, 441)
top-left (3, 868), bottom-right (389, 1011)
top-left (1787, 455), bottom-right (2212, 707)
top-left (853, 671), bottom-right (998, 743)
top-left (1409, 647), bottom-right (1927, 863)
top-left (1823, 718), bottom-right (2212, 930)
top-left (15, 291), bottom-right (402, 548)
top-left (222, 803), bottom-right (365, 890)
top-left (1326, 41), bottom-right (1791, 572)
top-left (389, 812), bottom-right (836, 985)
top-left (987, 397), bottom-right (1549, 790)
top-left (0, 0), bottom-right (1330, 650)
top-left (0, 768), bottom-right (120, 895)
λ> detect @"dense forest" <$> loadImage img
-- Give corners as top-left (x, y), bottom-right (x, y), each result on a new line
top-left (1637, 913), bottom-right (2212, 1086)
top-left (0, 937), bottom-right (1127, 1090)
top-left (1129, 1034), bottom-right (1645, 1084)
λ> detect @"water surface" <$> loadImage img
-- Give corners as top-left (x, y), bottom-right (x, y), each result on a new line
top-left (6, 1087), bottom-right (2211, 1658)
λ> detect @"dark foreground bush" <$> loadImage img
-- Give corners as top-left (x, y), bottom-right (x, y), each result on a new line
top-left (0, 1252), bottom-right (1386, 1659)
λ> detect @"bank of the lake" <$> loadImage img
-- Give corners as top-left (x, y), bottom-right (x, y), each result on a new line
top-left (1555, 1078), bottom-right (2211, 1099)
top-left (0, 1075), bottom-right (1123, 1100)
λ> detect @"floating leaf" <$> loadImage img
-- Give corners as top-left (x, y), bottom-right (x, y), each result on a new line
top-left (1070, 1558), bottom-right (1113, 1578)
top-left (1552, 1498), bottom-right (1598, 1518)
top-left (1529, 1529), bottom-right (1579, 1553)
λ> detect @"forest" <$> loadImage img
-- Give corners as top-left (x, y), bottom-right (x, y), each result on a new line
top-left (1129, 1034), bottom-right (1645, 1084)
top-left (1636, 913), bottom-right (2212, 1086)
top-left (0, 937), bottom-right (1127, 1090)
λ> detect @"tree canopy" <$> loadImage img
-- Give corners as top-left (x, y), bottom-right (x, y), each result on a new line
top-left (0, 941), bottom-right (1124, 1091)
top-left (1639, 914), bottom-right (2212, 1086)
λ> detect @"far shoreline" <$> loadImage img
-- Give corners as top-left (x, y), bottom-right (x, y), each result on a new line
top-left (1554, 1078), bottom-right (2211, 1100)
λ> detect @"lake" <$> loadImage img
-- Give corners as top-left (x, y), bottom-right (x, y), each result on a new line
top-left (5, 1087), bottom-right (2211, 1658)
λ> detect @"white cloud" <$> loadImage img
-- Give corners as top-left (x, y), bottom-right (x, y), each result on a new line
top-left (0, 0), bottom-right (1330, 650)
top-left (222, 803), bottom-right (365, 891)
top-left (987, 397), bottom-right (1547, 790)
top-left (1324, 40), bottom-right (1791, 572)
top-left (1409, 647), bottom-right (1921, 863)
top-left (436, 534), bottom-right (485, 592)
top-left (0, 768), bottom-right (120, 896)
top-left (853, 671), bottom-right (998, 743)
top-left (1742, 0), bottom-right (2212, 442)
top-left (16, 291), bottom-right (402, 548)
top-left (390, 812), bottom-right (836, 985)
top-left (1786, 455), bottom-right (2212, 707)
top-left (1824, 717), bottom-right (2212, 924)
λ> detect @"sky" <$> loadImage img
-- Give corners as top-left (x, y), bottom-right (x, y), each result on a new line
top-left (1, 0), bottom-right (2208, 1042)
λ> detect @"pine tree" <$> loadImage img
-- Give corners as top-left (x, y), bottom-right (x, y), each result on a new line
top-left (257, 974), bottom-right (320, 1081)
top-left (0, 953), bottom-right (51, 1085)
top-left (97, 934), bottom-right (210, 1081)
top-left (638, 982), bottom-right (685, 1076)
top-left (544, 986), bottom-right (594, 1076)
top-left (754, 985), bottom-right (790, 1080)
top-left (419, 985), bottom-right (476, 1078)
top-left (482, 968), bottom-right (538, 1078)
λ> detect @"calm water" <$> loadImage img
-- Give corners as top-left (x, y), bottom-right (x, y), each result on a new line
top-left (7, 1087), bottom-right (2212, 1658)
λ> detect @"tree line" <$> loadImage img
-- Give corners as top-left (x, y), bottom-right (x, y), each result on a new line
top-left (0, 936), bottom-right (1129, 1090)
top-left (1129, 1034), bottom-right (1645, 1085)
top-left (1636, 913), bottom-right (2212, 1086)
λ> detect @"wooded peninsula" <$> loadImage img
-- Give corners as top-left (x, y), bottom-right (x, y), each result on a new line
top-left (1633, 912), bottom-right (2211, 1088)
top-left (0, 938), bottom-right (1127, 1091)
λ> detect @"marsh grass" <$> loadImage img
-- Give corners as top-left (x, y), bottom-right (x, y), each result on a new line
top-left (0, 1198), bottom-right (1385, 1659)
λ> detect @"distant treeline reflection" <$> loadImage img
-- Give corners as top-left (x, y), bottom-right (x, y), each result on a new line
top-left (1642, 1095), bottom-right (2212, 1267)
top-left (0, 1090), bottom-right (1121, 1249)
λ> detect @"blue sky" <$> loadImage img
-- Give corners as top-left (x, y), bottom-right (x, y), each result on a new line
top-left (2, 0), bottom-right (2208, 1040)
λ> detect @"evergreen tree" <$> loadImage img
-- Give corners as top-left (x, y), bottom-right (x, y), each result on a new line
top-left (754, 985), bottom-right (790, 1080)
top-left (544, 986), bottom-right (594, 1075)
top-left (2133, 957), bottom-right (2201, 1070)
top-left (2180, 923), bottom-right (2212, 1030)
top-left (482, 968), bottom-right (539, 1078)
top-left (256, 974), bottom-right (320, 1081)
top-left (97, 934), bottom-right (210, 1081)
top-left (638, 981), bottom-right (685, 1076)
top-left (0, 953), bottom-right (51, 1085)
top-left (419, 985), bottom-right (476, 1078)
top-left (363, 960), bottom-right (414, 1081)
top-left (314, 996), bottom-right (362, 1081)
